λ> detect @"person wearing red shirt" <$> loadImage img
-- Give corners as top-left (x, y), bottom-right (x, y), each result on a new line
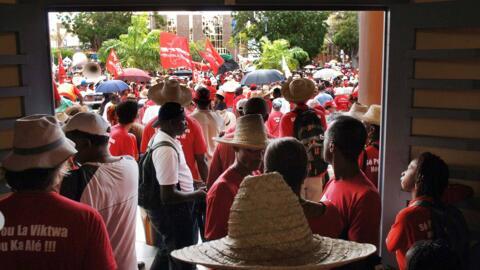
top-left (0, 115), bottom-right (116, 270)
top-left (207, 97), bottom-right (270, 188)
top-left (266, 99), bottom-right (283, 138)
top-left (320, 115), bottom-right (381, 268)
top-left (334, 94), bottom-right (351, 112)
top-left (205, 114), bottom-right (268, 240)
top-left (386, 152), bottom-right (468, 270)
top-left (264, 137), bottom-right (343, 238)
top-left (109, 100), bottom-right (139, 160)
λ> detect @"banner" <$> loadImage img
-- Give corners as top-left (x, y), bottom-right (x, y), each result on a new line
top-left (106, 49), bottom-right (123, 78)
top-left (198, 39), bottom-right (224, 75)
top-left (281, 56), bottom-right (292, 79)
top-left (159, 32), bottom-right (193, 70)
top-left (57, 52), bottom-right (66, 84)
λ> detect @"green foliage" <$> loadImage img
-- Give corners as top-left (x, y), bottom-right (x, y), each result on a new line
top-left (51, 48), bottom-right (75, 63)
top-left (59, 12), bottom-right (132, 51)
top-left (330, 12), bottom-right (359, 57)
top-left (151, 12), bottom-right (167, 30)
top-left (189, 40), bottom-right (205, 62)
top-left (232, 11), bottom-right (330, 58)
top-left (98, 15), bottom-right (160, 72)
top-left (256, 37), bottom-right (309, 71)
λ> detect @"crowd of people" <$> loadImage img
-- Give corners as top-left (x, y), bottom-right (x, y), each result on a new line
top-left (0, 63), bottom-right (474, 270)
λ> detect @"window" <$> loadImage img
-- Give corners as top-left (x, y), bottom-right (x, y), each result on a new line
top-left (202, 15), bottom-right (228, 54)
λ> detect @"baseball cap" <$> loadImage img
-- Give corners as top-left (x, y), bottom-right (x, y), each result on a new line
top-left (63, 112), bottom-right (109, 136)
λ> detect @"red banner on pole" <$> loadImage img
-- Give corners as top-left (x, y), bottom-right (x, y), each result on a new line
top-left (57, 52), bottom-right (66, 84)
top-left (198, 39), bottom-right (224, 75)
top-left (106, 49), bottom-right (123, 78)
top-left (159, 32), bottom-right (193, 70)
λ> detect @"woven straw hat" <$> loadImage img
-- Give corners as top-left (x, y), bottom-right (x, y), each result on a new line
top-left (171, 172), bottom-right (376, 269)
top-left (2, 115), bottom-right (77, 171)
top-left (148, 79), bottom-right (192, 106)
top-left (344, 103), bottom-right (369, 120)
top-left (281, 78), bottom-right (315, 103)
top-left (361, 104), bottom-right (381, 126)
top-left (214, 114), bottom-right (268, 150)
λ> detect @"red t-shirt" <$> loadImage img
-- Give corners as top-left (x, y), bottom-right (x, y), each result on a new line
top-left (205, 166), bottom-right (244, 240)
top-left (207, 86), bottom-right (217, 101)
top-left (334, 94), bottom-right (351, 112)
top-left (224, 92), bottom-right (235, 108)
top-left (279, 105), bottom-right (327, 138)
top-left (307, 201), bottom-right (344, 238)
top-left (386, 196), bottom-right (434, 270)
top-left (207, 131), bottom-right (236, 189)
top-left (0, 192), bottom-right (116, 270)
top-left (140, 116), bottom-right (207, 181)
top-left (358, 142), bottom-right (380, 188)
top-left (265, 110), bottom-right (283, 138)
top-left (109, 124), bottom-right (139, 160)
top-left (321, 172), bottom-right (381, 247)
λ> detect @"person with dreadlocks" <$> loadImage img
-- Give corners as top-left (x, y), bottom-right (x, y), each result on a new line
top-left (386, 152), bottom-right (469, 270)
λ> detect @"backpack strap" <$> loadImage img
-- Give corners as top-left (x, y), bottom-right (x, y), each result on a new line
top-left (148, 140), bottom-right (180, 164)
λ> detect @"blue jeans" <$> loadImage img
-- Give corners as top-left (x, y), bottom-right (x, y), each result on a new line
top-left (146, 202), bottom-right (197, 270)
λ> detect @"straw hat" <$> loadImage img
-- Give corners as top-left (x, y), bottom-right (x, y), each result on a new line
top-left (361, 104), bottom-right (381, 126)
top-left (281, 78), bottom-right (315, 103)
top-left (344, 103), bottom-right (369, 120)
top-left (148, 79), bottom-right (192, 107)
top-left (171, 172), bottom-right (376, 269)
top-left (2, 115), bottom-right (77, 171)
top-left (214, 114), bottom-right (268, 150)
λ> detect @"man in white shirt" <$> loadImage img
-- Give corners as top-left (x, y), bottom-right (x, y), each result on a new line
top-left (146, 102), bottom-right (207, 270)
top-left (60, 112), bottom-right (138, 270)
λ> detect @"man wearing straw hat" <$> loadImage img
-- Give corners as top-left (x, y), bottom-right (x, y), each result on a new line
top-left (0, 115), bottom-right (116, 269)
top-left (172, 172), bottom-right (376, 269)
top-left (321, 115), bottom-right (381, 268)
top-left (205, 114), bottom-right (268, 241)
top-left (359, 104), bottom-right (381, 188)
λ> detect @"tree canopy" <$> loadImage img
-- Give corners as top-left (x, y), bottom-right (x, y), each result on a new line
top-left (98, 15), bottom-right (160, 72)
top-left (59, 12), bottom-right (132, 51)
top-left (329, 12), bottom-right (359, 60)
top-left (256, 37), bottom-right (309, 71)
top-left (232, 11), bottom-right (330, 58)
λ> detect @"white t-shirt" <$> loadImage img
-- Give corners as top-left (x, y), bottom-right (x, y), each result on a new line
top-left (152, 130), bottom-right (194, 192)
top-left (190, 109), bottom-right (225, 161)
top-left (79, 157), bottom-right (138, 270)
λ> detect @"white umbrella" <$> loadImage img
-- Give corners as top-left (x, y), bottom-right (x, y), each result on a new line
top-left (313, 68), bottom-right (343, 80)
top-left (220, 80), bottom-right (241, 93)
top-left (304, 65), bottom-right (316, 69)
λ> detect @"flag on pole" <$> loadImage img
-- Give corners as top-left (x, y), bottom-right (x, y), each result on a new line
top-left (198, 39), bottom-right (224, 75)
top-left (281, 56), bottom-right (292, 79)
top-left (57, 52), bottom-right (66, 84)
top-left (106, 49), bottom-right (123, 78)
top-left (159, 32), bottom-right (193, 70)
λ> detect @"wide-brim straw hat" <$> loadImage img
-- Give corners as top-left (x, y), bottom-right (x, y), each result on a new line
top-left (214, 114), bottom-right (268, 150)
top-left (343, 103), bottom-right (369, 120)
top-left (2, 115), bottom-right (77, 171)
top-left (148, 79), bottom-right (192, 107)
top-left (361, 104), bottom-right (381, 126)
top-left (281, 78), bottom-right (315, 103)
top-left (171, 172), bottom-right (376, 269)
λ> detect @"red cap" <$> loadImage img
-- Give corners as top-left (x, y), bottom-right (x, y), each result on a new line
top-left (250, 84), bottom-right (257, 90)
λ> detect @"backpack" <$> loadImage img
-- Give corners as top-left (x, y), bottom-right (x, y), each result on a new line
top-left (413, 200), bottom-right (470, 269)
top-left (293, 108), bottom-right (328, 177)
top-left (138, 140), bottom-right (179, 210)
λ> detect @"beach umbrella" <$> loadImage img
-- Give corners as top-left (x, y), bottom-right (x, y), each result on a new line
top-left (313, 68), bottom-right (343, 80)
top-left (116, 68), bottom-right (151, 82)
top-left (95, 80), bottom-right (129, 93)
top-left (240, 69), bottom-right (285, 85)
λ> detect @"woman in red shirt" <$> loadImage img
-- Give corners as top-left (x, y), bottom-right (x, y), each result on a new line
top-left (264, 137), bottom-right (343, 238)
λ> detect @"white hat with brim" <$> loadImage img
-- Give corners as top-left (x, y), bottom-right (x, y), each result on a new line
top-left (343, 103), bottom-right (369, 120)
top-left (148, 79), bottom-right (192, 107)
top-left (361, 104), bottom-right (381, 126)
top-left (213, 114), bottom-right (268, 150)
top-left (281, 78), bottom-right (315, 103)
top-left (2, 115), bottom-right (77, 171)
top-left (171, 172), bottom-right (376, 269)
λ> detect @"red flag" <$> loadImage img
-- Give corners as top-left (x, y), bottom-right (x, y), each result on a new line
top-left (106, 49), bottom-right (123, 78)
top-left (57, 52), bottom-right (66, 84)
top-left (159, 32), bottom-right (193, 70)
top-left (198, 39), bottom-right (224, 75)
